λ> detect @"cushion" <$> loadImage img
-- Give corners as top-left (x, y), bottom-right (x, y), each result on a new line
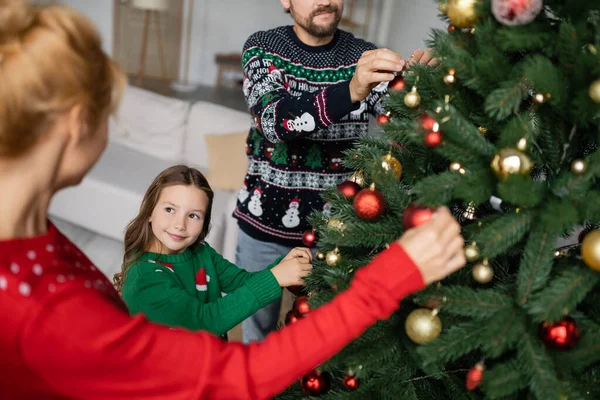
top-left (203, 132), bottom-right (249, 191)
top-left (184, 101), bottom-right (251, 169)
top-left (109, 85), bottom-right (190, 161)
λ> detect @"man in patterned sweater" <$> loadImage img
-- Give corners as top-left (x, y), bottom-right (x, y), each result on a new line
top-left (234, 0), bottom-right (436, 343)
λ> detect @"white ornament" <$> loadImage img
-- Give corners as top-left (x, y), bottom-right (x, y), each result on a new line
top-left (492, 0), bottom-right (543, 26)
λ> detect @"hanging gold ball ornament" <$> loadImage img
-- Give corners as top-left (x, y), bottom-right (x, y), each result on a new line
top-left (589, 79), bottom-right (600, 103)
top-left (405, 308), bottom-right (443, 344)
top-left (439, 1), bottom-right (449, 14)
top-left (478, 126), bottom-right (488, 134)
top-left (571, 159), bottom-right (587, 174)
top-left (326, 249), bottom-right (341, 266)
top-left (581, 230), bottom-right (600, 271)
top-left (316, 251), bottom-right (326, 261)
top-left (404, 86), bottom-right (421, 109)
top-left (443, 69), bottom-right (456, 85)
top-left (447, 0), bottom-right (480, 29)
top-left (465, 242), bottom-right (480, 262)
top-left (328, 219), bottom-right (346, 232)
top-left (350, 171), bottom-right (366, 187)
top-left (381, 154), bottom-right (403, 179)
top-left (472, 259), bottom-right (494, 284)
top-left (491, 148), bottom-right (533, 180)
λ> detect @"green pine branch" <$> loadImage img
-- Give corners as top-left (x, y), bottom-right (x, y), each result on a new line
top-left (481, 359), bottom-right (528, 399)
top-left (484, 78), bottom-right (528, 121)
top-left (516, 331), bottom-right (562, 400)
top-left (516, 228), bottom-right (556, 305)
top-left (497, 175), bottom-right (547, 208)
top-left (414, 287), bottom-right (513, 319)
top-left (473, 211), bottom-right (534, 259)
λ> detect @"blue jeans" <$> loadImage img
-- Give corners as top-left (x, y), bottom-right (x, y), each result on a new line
top-left (236, 230), bottom-right (294, 343)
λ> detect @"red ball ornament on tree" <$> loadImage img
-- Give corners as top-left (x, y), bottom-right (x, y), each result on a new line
top-left (293, 295), bottom-right (311, 317)
top-left (389, 75), bottom-right (406, 91)
top-left (337, 180), bottom-right (361, 198)
top-left (376, 113), bottom-right (390, 126)
top-left (302, 230), bottom-right (318, 247)
top-left (539, 317), bottom-right (580, 350)
top-left (354, 186), bottom-right (386, 220)
top-left (285, 310), bottom-right (300, 325)
top-left (466, 363), bottom-right (485, 391)
top-left (492, 0), bottom-right (543, 26)
top-left (418, 113), bottom-right (437, 131)
top-left (300, 370), bottom-right (331, 396)
top-left (343, 375), bottom-right (360, 391)
top-left (403, 204), bottom-right (435, 230)
top-left (448, 24), bottom-right (456, 32)
top-left (425, 131), bottom-right (443, 148)
top-left (287, 285), bottom-right (304, 296)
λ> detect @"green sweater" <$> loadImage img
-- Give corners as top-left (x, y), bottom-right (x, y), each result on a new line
top-left (121, 243), bottom-right (283, 336)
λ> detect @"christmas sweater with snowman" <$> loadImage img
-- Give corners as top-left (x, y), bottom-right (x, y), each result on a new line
top-left (233, 25), bottom-right (387, 245)
top-left (121, 242), bottom-right (283, 336)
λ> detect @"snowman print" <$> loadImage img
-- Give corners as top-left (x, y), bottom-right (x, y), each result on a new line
top-left (238, 182), bottom-right (250, 203)
top-left (248, 187), bottom-right (264, 217)
top-left (322, 201), bottom-right (332, 218)
top-left (281, 198), bottom-right (301, 228)
top-left (283, 113), bottom-right (316, 132)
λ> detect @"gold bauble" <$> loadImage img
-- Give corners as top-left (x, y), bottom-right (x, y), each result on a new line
top-left (405, 308), bottom-right (443, 344)
top-left (581, 230), bottom-right (600, 271)
top-left (589, 79), bottom-right (600, 103)
top-left (465, 242), bottom-right (480, 262)
top-left (571, 159), bottom-right (587, 174)
top-left (478, 126), bottom-right (488, 134)
top-left (381, 154), bottom-right (403, 179)
top-left (328, 219), bottom-right (346, 232)
top-left (490, 148), bottom-right (533, 180)
top-left (533, 92), bottom-right (546, 104)
top-left (443, 69), bottom-right (456, 86)
top-left (316, 251), bottom-right (326, 261)
top-left (439, 1), bottom-right (449, 14)
top-left (404, 86), bottom-right (421, 109)
top-left (472, 259), bottom-right (494, 284)
top-left (326, 249), bottom-right (341, 266)
top-left (450, 161), bottom-right (462, 172)
top-left (350, 171), bottom-right (366, 187)
top-left (447, 0), bottom-right (479, 29)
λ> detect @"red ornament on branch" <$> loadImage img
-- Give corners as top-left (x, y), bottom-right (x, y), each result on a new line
top-left (337, 180), bottom-right (362, 198)
top-left (376, 113), bottom-right (391, 126)
top-left (425, 131), bottom-right (443, 148)
top-left (285, 310), bottom-right (300, 325)
top-left (354, 185), bottom-right (386, 220)
top-left (492, 0), bottom-right (543, 26)
top-left (539, 317), bottom-right (580, 350)
top-left (287, 285), bottom-right (304, 296)
top-left (302, 230), bottom-right (318, 247)
top-left (448, 24), bottom-right (456, 32)
top-left (301, 370), bottom-right (331, 396)
top-left (403, 204), bottom-right (435, 230)
top-left (466, 362), bottom-right (485, 391)
top-left (343, 375), bottom-right (360, 391)
top-left (418, 113), bottom-right (437, 131)
top-left (389, 75), bottom-right (406, 91)
top-left (293, 295), bottom-right (311, 317)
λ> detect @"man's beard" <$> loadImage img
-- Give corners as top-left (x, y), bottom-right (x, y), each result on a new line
top-left (291, 3), bottom-right (343, 38)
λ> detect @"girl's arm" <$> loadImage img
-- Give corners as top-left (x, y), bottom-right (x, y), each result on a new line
top-left (21, 243), bottom-right (423, 400)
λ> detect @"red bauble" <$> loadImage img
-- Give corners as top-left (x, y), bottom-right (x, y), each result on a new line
top-left (376, 114), bottom-right (390, 126)
top-left (354, 188), bottom-right (386, 220)
top-left (448, 24), bottom-right (456, 32)
top-left (300, 370), bottom-right (331, 396)
top-left (285, 310), bottom-right (300, 325)
top-left (492, 0), bottom-right (543, 26)
top-left (418, 113), bottom-right (437, 131)
top-left (302, 230), bottom-right (318, 247)
top-left (539, 317), bottom-right (580, 350)
top-left (343, 375), bottom-right (360, 391)
top-left (425, 131), bottom-right (443, 148)
top-left (389, 75), bottom-right (406, 91)
top-left (293, 295), bottom-right (311, 317)
top-left (337, 181), bottom-right (361, 198)
top-left (287, 285), bottom-right (304, 296)
top-left (403, 204), bottom-right (434, 230)
top-left (466, 363), bottom-right (485, 391)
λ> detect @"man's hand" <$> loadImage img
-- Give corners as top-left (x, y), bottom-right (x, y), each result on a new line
top-left (349, 48), bottom-right (406, 103)
top-left (407, 48), bottom-right (438, 67)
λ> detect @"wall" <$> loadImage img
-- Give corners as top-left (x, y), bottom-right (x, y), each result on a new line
top-left (59, 0), bottom-right (114, 55)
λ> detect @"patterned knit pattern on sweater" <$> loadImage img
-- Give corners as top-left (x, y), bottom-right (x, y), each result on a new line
top-left (233, 25), bottom-right (387, 245)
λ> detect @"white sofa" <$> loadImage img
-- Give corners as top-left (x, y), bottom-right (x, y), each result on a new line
top-left (49, 85), bottom-right (250, 262)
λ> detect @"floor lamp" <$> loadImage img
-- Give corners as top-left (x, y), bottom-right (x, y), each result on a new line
top-left (171, 0), bottom-right (198, 92)
top-left (131, 0), bottom-right (169, 85)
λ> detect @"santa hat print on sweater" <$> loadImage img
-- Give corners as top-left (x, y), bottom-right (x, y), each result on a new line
top-left (195, 268), bottom-right (210, 291)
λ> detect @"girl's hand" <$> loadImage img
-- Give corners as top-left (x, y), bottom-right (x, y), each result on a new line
top-left (281, 247), bottom-right (312, 263)
top-left (270, 256), bottom-right (313, 287)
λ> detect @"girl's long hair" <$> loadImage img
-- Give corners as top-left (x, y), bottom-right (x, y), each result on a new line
top-left (113, 165), bottom-right (214, 294)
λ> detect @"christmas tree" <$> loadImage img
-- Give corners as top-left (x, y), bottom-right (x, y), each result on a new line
top-left (278, 0), bottom-right (600, 398)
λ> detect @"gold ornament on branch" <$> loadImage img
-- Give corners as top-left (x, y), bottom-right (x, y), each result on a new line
top-left (472, 258), bottom-right (493, 284)
top-left (571, 159), bottom-right (587, 174)
top-left (439, 1), bottom-right (449, 14)
top-left (589, 79), bottom-right (600, 103)
top-left (447, 0), bottom-right (479, 29)
top-left (478, 126), bottom-right (488, 134)
top-left (405, 308), bottom-right (443, 344)
top-left (327, 219), bottom-right (346, 232)
top-left (491, 148), bottom-right (533, 180)
top-left (465, 242), bottom-right (480, 262)
top-left (443, 69), bottom-right (456, 86)
top-left (316, 251), bottom-right (326, 261)
top-left (350, 171), bottom-right (366, 187)
top-left (581, 230), bottom-right (600, 271)
top-left (381, 153), bottom-right (403, 179)
top-left (326, 248), bottom-right (341, 267)
top-left (533, 92), bottom-right (547, 103)
top-left (516, 138), bottom-right (528, 151)
top-left (404, 86), bottom-right (421, 109)
top-left (463, 202), bottom-right (476, 220)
